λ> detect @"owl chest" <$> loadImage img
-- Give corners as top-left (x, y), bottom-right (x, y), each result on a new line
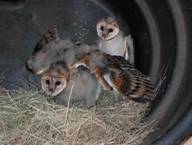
top-left (100, 38), bottom-right (125, 56)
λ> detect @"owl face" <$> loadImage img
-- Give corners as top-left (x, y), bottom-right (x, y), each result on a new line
top-left (41, 62), bottom-right (69, 96)
top-left (97, 17), bottom-right (120, 41)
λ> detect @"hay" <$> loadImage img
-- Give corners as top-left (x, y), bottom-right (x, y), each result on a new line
top-left (0, 89), bottom-right (155, 145)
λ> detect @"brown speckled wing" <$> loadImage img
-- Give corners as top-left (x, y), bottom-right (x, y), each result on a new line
top-left (106, 55), bottom-right (155, 103)
top-left (103, 54), bottom-right (133, 69)
top-left (126, 70), bottom-right (155, 103)
top-left (110, 68), bottom-right (131, 94)
top-left (32, 25), bottom-right (59, 55)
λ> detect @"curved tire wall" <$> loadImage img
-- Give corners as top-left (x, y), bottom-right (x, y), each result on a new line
top-left (1, 0), bottom-right (192, 144)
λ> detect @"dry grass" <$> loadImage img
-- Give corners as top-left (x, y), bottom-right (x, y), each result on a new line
top-left (0, 89), bottom-right (155, 145)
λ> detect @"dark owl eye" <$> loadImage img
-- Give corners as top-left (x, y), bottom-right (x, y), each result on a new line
top-left (46, 80), bottom-right (50, 85)
top-left (108, 28), bottom-right (114, 33)
top-left (87, 52), bottom-right (91, 55)
top-left (55, 81), bottom-right (61, 86)
top-left (100, 26), bottom-right (104, 31)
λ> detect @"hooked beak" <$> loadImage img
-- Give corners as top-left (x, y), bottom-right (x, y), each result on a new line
top-left (102, 32), bottom-right (108, 39)
top-left (49, 88), bottom-right (54, 94)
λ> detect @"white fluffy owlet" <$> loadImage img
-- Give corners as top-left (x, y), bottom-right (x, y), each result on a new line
top-left (41, 61), bottom-right (101, 107)
top-left (97, 17), bottom-right (134, 65)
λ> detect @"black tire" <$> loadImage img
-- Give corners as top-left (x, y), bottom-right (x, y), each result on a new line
top-left (1, 0), bottom-right (192, 144)
top-left (103, 0), bottom-right (192, 144)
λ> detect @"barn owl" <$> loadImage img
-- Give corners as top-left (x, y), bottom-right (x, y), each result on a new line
top-left (97, 17), bottom-right (134, 65)
top-left (41, 61), bottom-right (101, 107)
top-left (70, 50), bottom-right (154, 103)
top-left (26, 25), bottom-right (96, 76)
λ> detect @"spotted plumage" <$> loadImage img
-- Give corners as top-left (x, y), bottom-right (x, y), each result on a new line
top-left (71, 50), bottom-right (155, 103)
top-left (32, 25), bottom-right (59, 55)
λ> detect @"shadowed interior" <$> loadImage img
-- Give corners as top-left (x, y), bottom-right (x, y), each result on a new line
top-left (1, 0), bottom-right (191, 145)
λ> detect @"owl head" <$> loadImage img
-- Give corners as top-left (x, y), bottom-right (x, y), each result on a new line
top-left (41, 61), bottom-right (70, 96)
top-left (96, 17), bottom-right (120, 41)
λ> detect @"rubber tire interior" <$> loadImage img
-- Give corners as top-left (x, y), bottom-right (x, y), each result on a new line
top-left (104, 0), bottom-right (192, 144)
top-left (100, 0), bottom-right (192, 144)
top-left (1, 0), bottom-right (192, 144)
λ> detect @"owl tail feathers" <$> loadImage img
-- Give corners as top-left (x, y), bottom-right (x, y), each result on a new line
top-left (128, 89), bottom-right (155, 103)
top-left (110, 72), bottom-right (156, 103)
top-left (121, 85), bottom-right (155, 103)
top-left (126, 79), bottom-right (156, 103)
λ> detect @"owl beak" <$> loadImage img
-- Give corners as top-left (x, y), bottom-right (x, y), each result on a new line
top-left (102, 32), bottom-right (108, 39)
top-left (49, 88), bottom-right (54, 93)
top-left (48, 87), bottom-right (56, 96)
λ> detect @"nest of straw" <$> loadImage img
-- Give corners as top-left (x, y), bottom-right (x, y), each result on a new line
top-left (0, 88), bottom-right (155, 145)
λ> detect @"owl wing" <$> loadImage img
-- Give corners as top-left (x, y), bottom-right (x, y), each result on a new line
top-left (103, 54), bottom-right (133, 69)
top-left (32, 25), bottom-right (59, 55)
top-left (124, 35), bottom-right (135, 65)
top-left (104, 54), bottom-right (155, 103)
